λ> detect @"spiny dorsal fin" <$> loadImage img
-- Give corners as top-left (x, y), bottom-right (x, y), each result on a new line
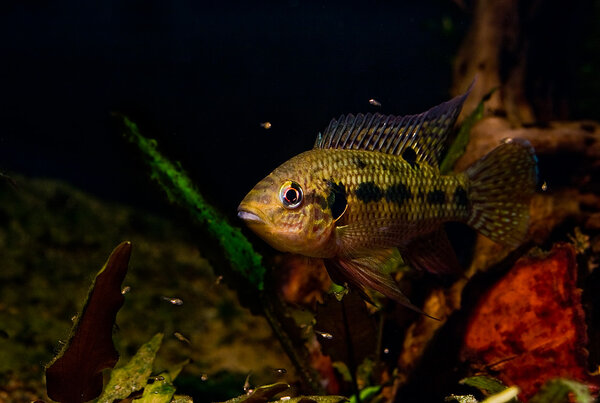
top-left (314, 83), bottom-right (473, 167)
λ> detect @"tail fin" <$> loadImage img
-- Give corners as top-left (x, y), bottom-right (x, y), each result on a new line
top-left (465, 138), bottom-right (538, 247)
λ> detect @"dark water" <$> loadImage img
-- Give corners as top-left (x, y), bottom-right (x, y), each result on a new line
top-left (0, 0), bottom-right (468, 216)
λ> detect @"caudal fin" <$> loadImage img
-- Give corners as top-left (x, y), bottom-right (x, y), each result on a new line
top-left (465, 138), bottom-right (538, 247)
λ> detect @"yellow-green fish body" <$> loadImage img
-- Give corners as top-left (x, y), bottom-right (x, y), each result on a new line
top-left (238, 87), bottom-right (537, 313)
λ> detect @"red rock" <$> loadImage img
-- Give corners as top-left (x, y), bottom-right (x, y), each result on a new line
top-left (461, 243), bottom-right (597, 400)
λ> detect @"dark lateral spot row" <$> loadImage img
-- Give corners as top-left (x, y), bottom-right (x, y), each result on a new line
top-left (326, 180), bottom-right (347, 220)
top-left (353, 157), bottom-right (367, 169)
top-left (356, 181), bottom-right (414, 206)
top-left (356, 181), bottom-right (383, 203)
top-left (427, 189), bottom-right (445, 204)
top-left (315, 194), bottom-right (328, 210)
top-left (454, 186), bottom-right (468, 208)
top-left (385, 183), bottom-right (412, 205)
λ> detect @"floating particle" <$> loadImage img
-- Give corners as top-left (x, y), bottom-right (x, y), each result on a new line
top-left (368, 98), bottom-right (381, 107)
top-left (121, 285), bottom-right (131, 295)
top-left (162, 296), bottom-right (183, 306)
top-left (215, 275), bottom-right (223, 285)
top-left (383, 348), bottom-right (390, 354)
top-left (174, 331), bottom-right (191, 344)
top-left (315, 330), bottom-right (333, 340)
top-left (201, 374), bottom-right (209, 381)
top-left (260, 122), bottom-right (272, 129)
top-left (541, 181), bottom-right (548, 192)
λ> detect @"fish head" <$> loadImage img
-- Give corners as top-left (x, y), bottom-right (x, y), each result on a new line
top-left (238, 153), bottom-right (336, 257)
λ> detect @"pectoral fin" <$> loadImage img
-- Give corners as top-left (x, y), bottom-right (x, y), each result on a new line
top-left (400, 227), bottom-right (461, 274)
top-left (324, 255), bottom-right (438, 320)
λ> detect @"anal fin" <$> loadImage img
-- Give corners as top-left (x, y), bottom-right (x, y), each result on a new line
top-left (401, 227), bottom-right (461, 274)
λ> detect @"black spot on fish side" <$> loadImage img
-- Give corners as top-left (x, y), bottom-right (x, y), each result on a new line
top-left (402, 147), bottom-right (418, 168)
top-left (353, 157), bottom-right (367, 169)
top-left (427, 190), bottom-right (446, 204)
top-left (326, 180), bottom-right (347, 221)
top-left (315, 194), bottom-right (328, 210)
top-left (385, 183), bottom-right (412, 205)
top-left (356, 181), bottom-right (383, 203)
top-left (454, 186), bottom-right (468, 208)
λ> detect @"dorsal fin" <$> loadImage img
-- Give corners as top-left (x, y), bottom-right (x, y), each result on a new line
top-left (314, 83), bottom-right (473, 167)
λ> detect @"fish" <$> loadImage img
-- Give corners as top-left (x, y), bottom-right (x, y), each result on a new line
top-left (368, 98), bottom-right (382, 107)
top-left (238, 86), bottom-right (538, 315)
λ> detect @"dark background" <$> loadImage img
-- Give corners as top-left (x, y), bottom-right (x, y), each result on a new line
top-left (0, 0), bottom-right (596, 217)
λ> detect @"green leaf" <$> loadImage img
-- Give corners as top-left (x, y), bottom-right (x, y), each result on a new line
top-left (460, 376), bottom-right (508, 396)
top-left (117, 114), bottom-right (266, 290)
top-left (97, 333), bottom-right (164, 403)
top-left (331, 361), bottom-right (352, 383)
top-left (137, 372), bottom-right (176, 403)
top-left (45, 241), bottom-right (132, 403)
top-left (168, 358), bottom-right (190, 382)
top-left (349, 385), bottom-right (382, 403)
top-left (440, 88), bottom-right (495, 174)
top-left (529, 378), bottom-right (593, 403)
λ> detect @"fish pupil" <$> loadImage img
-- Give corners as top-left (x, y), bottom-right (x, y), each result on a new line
top-left (285, 188), bottom-right (299, 203)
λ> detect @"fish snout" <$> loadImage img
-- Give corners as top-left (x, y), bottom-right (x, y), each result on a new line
top-left (237, 202), bottom-right (266, 225)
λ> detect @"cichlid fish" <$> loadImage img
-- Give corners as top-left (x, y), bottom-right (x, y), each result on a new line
top-left (238, 87), bottom-right (538, 314)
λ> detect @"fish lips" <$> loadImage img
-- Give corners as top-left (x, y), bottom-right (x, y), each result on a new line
top-left (237, 204), bottom-right (267, 226)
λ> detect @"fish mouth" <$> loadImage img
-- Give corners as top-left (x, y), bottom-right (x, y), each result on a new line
top-left (237, 205), bottom-right (266, 225)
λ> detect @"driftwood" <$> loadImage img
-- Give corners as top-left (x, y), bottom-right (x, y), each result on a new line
top-left (454, 117), bottom-right (600, 170)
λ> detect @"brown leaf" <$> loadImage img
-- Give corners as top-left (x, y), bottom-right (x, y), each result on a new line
top-left (315, 293), bottom-right (377, 368)
top-left (461, 243), bottom-right (598, 400)
top-left (46, 242), bottom-right (132, 403)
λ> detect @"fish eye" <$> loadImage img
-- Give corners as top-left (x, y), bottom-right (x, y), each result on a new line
top-left (279, 181), bottom-right (303, 209)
